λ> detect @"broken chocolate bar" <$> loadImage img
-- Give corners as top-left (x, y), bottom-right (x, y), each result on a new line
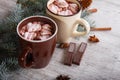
top-left (72, 42), bottom-right (87, 65)
top-left (64, 42), bottom-right (76, 66)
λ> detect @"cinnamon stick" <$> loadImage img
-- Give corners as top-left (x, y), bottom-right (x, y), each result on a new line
top-left (90, 27), bottom-right (112, 31)
top-left (87, 8), bottom-right (97, 13)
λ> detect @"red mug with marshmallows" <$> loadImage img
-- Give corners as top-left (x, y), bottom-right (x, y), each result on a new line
top-left (16, 16), bottom-right (58, 69)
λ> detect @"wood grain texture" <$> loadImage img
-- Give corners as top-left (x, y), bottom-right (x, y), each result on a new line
top-left (0, 0), bottom-right (120, 80)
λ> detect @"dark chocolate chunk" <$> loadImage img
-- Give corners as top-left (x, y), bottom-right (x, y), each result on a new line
top-left (64, 42), bottom-right (76, 66)
top-left (72, 42), bottom-right (87, 65)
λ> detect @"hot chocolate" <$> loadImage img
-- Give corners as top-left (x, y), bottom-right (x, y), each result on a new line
top-left (19, 21), bottom-right (53, 41)
top-left (48, 0), bottom-right (79, 16)
top-left (46, 0), bottom-right (90, 43)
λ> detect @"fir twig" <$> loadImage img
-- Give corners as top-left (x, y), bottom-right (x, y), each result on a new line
top-left (0, 1), bottom-right (49, 78)
top-left (0, 57), bottom-right (20, 80)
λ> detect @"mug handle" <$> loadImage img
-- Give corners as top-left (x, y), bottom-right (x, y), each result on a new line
top-left (18, 47), bottom-right (34, 68)
top-left (72, 18), bottom-right (90, 37)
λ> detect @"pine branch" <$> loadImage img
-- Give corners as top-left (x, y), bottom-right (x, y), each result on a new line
top-left (81, 9), bottom-right (91, 18)
top-left (17, 0), bottom-right (48, 17)
top-left (0, 4), bottom-right (23, 34)
top-left (0, 57), bottom-right (20, 80)
top-left (83, 16), bottom-right (96, 27)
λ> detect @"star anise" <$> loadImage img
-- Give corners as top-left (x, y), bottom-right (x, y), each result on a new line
top-left (88, 35), bottom-right (99, 42)
top-left (56, 75), bottom-right (71, 80)
top-left (58, 43), bottom-right (69, 48)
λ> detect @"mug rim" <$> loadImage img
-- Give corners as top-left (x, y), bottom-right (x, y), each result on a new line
top-left (17, 15), bottom-right (58, 43)
top-left (46, 0), bottom-right (81, 17)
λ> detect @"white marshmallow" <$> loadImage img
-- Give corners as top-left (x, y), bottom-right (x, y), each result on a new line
top-left (69, 3), bottom-right (78, 9)
top-left (27, 22), bottom-right (41, 32)
top-left (27, 22), bottom-right (32, 27)
top-left (54, 0), bottom-right (69, 8)
top-left (20, 26), bottom-right (27, 36)
top-left (24, 32), bottom-right (36, 40)
top-left (58, 9), bottom-right (73, 15)
top-left (48, 3), bottom-right (59, 14)
top-left (41, 29), bottom-right (52, 35)
top-left (42, 24), bottom-right (52, 31)
top-left (68, 3), bottom-right (79, 14)
top-left (39, 35), bottom-right (50, 40)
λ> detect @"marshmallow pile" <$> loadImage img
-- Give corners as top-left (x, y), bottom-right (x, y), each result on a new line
top-left (20, 21), bottom-right (53, 40)
top-left (48, 0), bottom-right (79, 16)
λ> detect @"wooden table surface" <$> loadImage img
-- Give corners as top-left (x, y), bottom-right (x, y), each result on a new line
top-left (0, 0), bottom-right (120, 80)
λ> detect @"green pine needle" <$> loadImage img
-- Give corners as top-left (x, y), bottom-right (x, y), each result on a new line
top-left (0, 57), bottom-right (20, 80)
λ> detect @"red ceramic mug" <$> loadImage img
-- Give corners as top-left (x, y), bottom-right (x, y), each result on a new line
top-left (17, 16), bottom-right (58, 69)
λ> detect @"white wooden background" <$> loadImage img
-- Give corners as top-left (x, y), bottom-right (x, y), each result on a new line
top-left (0, 0), bottom-right (120, 80)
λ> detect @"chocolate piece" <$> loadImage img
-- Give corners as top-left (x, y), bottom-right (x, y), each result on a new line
top-left (64, 42), bottom-right (76, 66)
top-left (72, 42), bottom-right (87, 65)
